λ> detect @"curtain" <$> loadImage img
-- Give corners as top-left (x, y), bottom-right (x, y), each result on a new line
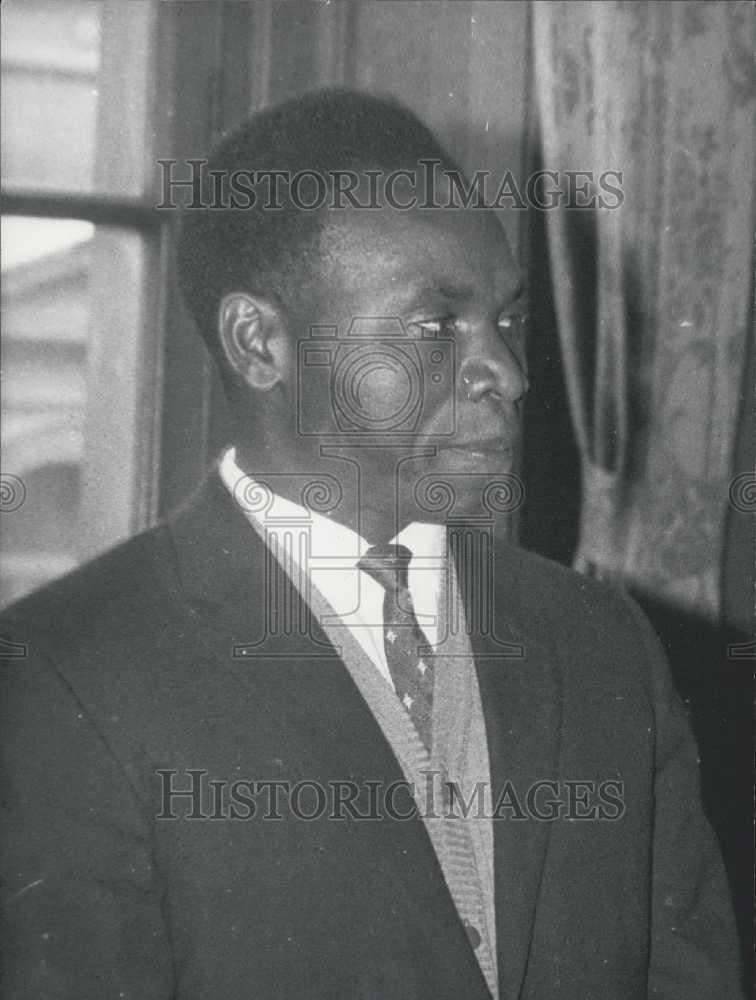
top-left (532, 0), bottom-right (754, 621)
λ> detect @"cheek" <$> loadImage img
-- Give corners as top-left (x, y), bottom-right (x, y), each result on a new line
top-left (351, 359), bottom-right (413, 422)
top-left (329, 343), bottom-right (422, 433)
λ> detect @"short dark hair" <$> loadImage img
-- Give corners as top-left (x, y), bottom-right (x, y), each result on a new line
top-left (176, 87), bottom-right (458, 363)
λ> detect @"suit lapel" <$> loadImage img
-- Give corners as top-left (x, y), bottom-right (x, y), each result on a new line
top-left (459, 532), bottom-right (563, 1000)
top-left (167, 471), bottom-right (384, 752)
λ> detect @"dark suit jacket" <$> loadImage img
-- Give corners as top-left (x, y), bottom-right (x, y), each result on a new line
top-left (0, 474), bottom-right (743, 999)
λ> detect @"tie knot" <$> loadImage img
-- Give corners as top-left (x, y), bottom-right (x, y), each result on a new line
top-left (358, 544), bottom-right (412, 592)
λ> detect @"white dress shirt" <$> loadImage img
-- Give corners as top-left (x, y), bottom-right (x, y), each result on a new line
top-left (219, 447), bottom-right (447, 690)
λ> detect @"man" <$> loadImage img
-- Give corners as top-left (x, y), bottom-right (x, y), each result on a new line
top-left (0, 89), bottom-right (743, 999)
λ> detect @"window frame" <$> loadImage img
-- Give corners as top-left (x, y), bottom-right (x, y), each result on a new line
top-left (0, 1), bottom-right (262, 572)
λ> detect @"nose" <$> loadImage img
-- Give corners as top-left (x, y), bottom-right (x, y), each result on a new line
top-left (458, 343), bottom-right (529, 406)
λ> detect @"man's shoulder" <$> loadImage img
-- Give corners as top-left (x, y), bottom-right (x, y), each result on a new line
top-left (498, 542), bottom-right (638, 635)
top-left (496, 542), bottom-right (664, 694)
top-left (0, 521), bottom-right (175, 646)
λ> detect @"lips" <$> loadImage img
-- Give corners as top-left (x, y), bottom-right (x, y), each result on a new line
top-left (440, 438), bottom-right (513, 456)
top-left (432, 439), bottom-right (516, 474)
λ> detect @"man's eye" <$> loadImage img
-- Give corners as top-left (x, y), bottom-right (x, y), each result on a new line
top-left (408, 318), bottom-right (454, 337)
top-left (497, 310), bottom-right (528, 337)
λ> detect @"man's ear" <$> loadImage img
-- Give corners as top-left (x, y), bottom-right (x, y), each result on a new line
top-left (217, 291), bottom-right (287, 391)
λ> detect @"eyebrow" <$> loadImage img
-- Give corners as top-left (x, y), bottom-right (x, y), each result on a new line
top-left (394, 278), bottom-right (526, 312)
top-left (506, 280), bottom-right (527, 306)
top-left (395, 281), bottom-right (476, 308)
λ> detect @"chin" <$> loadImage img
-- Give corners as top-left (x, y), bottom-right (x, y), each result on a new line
top-left (397, 447), bottom-right (520, 526)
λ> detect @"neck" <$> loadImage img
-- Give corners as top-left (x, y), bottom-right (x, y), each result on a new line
top-left (232, 442), bottom-right (437, 544)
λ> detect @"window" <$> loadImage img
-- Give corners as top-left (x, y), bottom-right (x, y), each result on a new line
top-left (1, 0), bottom-right (162, 607)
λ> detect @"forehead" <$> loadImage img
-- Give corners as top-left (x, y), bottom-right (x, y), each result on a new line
top-left (315, 204), bottom-right (519, 309)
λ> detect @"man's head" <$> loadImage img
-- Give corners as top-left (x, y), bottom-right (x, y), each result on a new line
top-left (177, 88), bottom-right (528, 539)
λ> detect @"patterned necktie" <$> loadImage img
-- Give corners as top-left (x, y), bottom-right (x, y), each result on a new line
top-left (358, 544), bottom-right (435, 752)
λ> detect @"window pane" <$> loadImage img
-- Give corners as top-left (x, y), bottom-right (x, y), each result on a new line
top-left (1, 0), bottom-right (156, 197)
top-left (1, 216), bottom-right (153, 608)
